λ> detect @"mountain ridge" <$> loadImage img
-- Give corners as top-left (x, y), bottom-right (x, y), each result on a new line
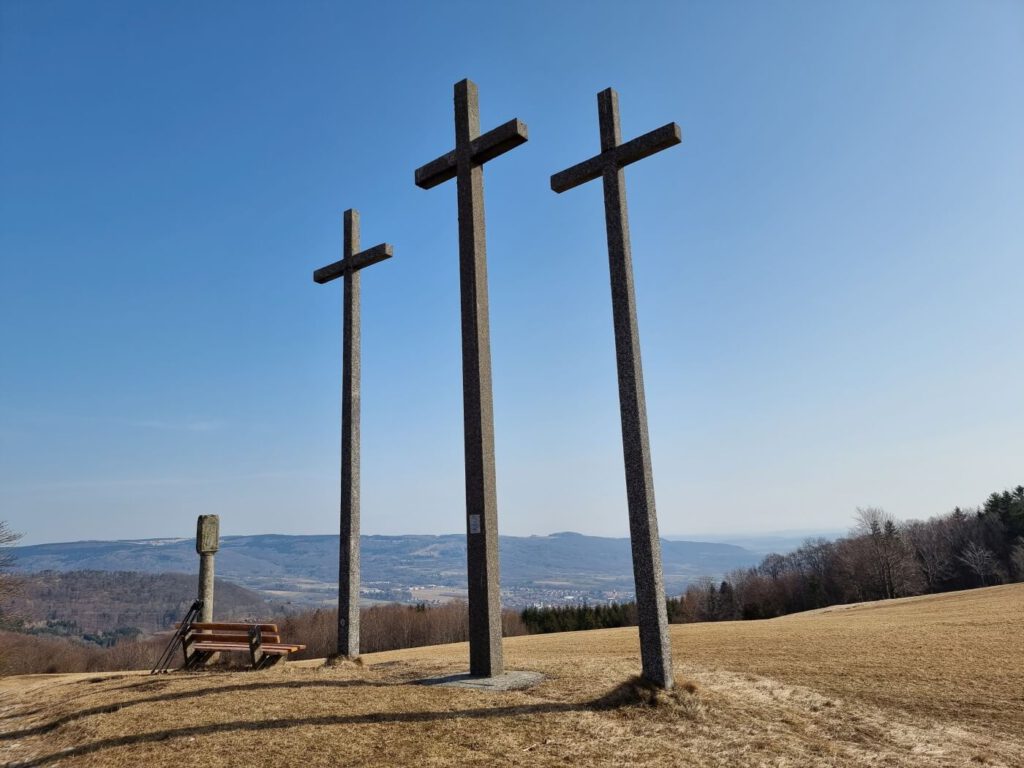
top-left (11, 532), bottom-right (760, 606)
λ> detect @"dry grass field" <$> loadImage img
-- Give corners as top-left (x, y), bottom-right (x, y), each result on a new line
top-left (1, 584), bottom-right (1021, 767)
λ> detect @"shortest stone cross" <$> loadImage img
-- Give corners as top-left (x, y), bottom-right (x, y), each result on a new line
top-left (313, 209), bottom-right (393, 659)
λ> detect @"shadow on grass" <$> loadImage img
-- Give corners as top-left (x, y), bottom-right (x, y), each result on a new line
top-left (0, 679), bottom-right (383, 742)
top-left (6, 701), bottom-right (586, 767)
top-left (5, 677), bottom-right (700, 767)
top-left (0, 709), bottom-right (39, 721)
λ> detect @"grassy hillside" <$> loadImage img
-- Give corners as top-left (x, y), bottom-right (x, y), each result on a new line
top-left (1, 584), bottom-right (1021, 767)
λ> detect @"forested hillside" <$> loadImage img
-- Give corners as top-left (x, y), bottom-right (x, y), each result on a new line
top-left (680, 486), bottom-right (1024, 621)
top-left (2, 570), bottom-right (272, 639)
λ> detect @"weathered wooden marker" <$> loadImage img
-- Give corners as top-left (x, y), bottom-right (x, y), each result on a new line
top-left (415, 79), bottom-right (528, 677)
top-left (550, 88), bottom-right (681, 689)
top-left (196, 514), bottom-right (219, 623)
top-left (314, 209), bottom-right (394, 658)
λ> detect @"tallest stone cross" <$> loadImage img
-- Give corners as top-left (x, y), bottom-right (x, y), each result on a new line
top-left (415, 79), bottom-right (528, 678)
top-left (550, 88), bottom-right (682, 690)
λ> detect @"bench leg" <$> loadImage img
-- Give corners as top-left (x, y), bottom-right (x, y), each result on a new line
top-left (184, 650), bottom-right (207, 670)
top-left (248, 624), bottom-right (265, 670)
top-left (260, 654), bottom-right (283, 669)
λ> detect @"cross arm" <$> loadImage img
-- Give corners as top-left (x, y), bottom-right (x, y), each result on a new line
top-left (414, 118), bottom-right (529, 189)
top-left (414, 150), bottom-right (456, 191)
top-left (313, 243), bottom-right (394, 284)
top-left (550, 122), bottom-right (682, 194)
top-left (616, 122), bottom-right (681, 171)
top-left (472, 118), bottom-right (528, 165)
top-left (550, 153), bottom-right (605, 195)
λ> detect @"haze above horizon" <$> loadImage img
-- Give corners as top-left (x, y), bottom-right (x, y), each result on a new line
top-left (2, 1), bottom-right (1022, 545)
top-left (10, 527), bottom-right (845, 549)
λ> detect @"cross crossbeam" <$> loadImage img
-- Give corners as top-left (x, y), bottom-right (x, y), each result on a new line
top-left (414, 79), bottom-right (528, 679)
top-left (314, 243), bottom-right (393, 284)
top-left (416, 118), bottom-right (528, 189)
top-left (312, 208), bottom-right (393, 660)
top-left (550, 122), bottom-right (680, 193)
top-left (550, 87), bottom-right (680, 690)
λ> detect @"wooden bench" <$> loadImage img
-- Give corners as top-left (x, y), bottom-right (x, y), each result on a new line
top-left (180, 622), bottom-right (306, 670)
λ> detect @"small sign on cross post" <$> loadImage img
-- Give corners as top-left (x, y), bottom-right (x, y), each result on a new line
top-left (415, 79), bottom-right (528, 678)
top-left (550, 88), bottom-right (682, 690)
top-left (314, 209), bottom-right (394, 659)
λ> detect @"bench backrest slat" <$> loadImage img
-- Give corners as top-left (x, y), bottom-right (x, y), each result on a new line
top-left (181, 622), bottom-right (279, 632)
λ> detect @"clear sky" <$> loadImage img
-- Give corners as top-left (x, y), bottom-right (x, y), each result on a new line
top-left (1, 1), bottom-right (1021, 545)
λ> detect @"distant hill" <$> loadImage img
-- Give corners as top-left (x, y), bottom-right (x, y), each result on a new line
top-left (665, 530), bottom-right (847, 556)
top-left (4, 570), bottom-right (273, 635)
top-left (10, 533), bottom-right (758, 605)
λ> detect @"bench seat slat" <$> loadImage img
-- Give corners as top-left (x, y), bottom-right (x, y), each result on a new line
top-left (191, 642), bottom-right (305, 651)
top-left (191, 643), bottom-right (295, 654)
top-left (185, 633), bottom-right (282, 644)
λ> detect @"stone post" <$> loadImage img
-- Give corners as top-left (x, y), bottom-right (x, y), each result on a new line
top-left (196, 515), bottom-right (219, 623)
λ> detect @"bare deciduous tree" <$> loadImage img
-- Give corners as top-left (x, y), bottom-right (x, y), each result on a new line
top-left (904, 519), bottom-right (955, 591)
top-left (1010, 541), bottom-right (1024, 582)
top-left (0, 521), bottom-right (23, 620)
top-left (958, 541), bottom-right (999, 587)
top-left (853, 508), bottom-right (921, 599)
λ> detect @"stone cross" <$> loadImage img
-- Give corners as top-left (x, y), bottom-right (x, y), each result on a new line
top-left (195, 514), bottom-right (219, 623)
top-left (415, 79), bottom-right (528, 678)
top-left (314, 209), bottom-right (394, 658)
top-left (550, 88), bottom-right (681, 690)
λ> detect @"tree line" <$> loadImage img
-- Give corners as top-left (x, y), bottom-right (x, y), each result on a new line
top-left (0, 602), bottom-right (529, 675)
top-left (521, 485), bottom-right (1023, 630)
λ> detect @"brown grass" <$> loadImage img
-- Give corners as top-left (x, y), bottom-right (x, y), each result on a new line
top-left (1, 584), bottom-right (1021, 767)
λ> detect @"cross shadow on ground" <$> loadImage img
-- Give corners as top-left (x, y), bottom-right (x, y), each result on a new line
top-left (3, 675), bottom-right (671, 767)
top-left (0, 678), bottom-right (383, 742)
top-left (5, 701), bottom-right (588, 767)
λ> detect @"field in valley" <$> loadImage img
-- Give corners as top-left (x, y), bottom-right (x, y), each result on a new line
top-left (1, 584), bottom-right (1021, 767)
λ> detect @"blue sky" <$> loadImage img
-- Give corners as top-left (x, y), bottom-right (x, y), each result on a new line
top-left (1, 1), bottom-right (1021, 545)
